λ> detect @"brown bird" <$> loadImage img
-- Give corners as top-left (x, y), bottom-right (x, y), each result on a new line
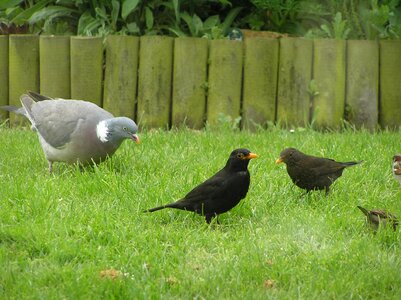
top-left (276, 148), bottom-right (362, 194)
top-left (392, 154), bottom-right (401, 186)
top-left (144, 148), bottom-right (258, 223)
top-left (357, 206), bottom-right (398, 231)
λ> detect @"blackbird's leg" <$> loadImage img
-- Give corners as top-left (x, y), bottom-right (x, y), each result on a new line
top-left (205, 214), bottom-right (218, 224)
top-left (325, 186), bottom-right (330, 196)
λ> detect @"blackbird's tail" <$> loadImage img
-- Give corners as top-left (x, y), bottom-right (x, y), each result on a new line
top-left (144, 205), bottom-right (169, 213)
top-left (357, 205), bottom-right (369, 216)
top-left (343, 160), bottom-right (364, 167)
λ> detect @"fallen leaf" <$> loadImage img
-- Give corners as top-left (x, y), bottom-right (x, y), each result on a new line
top-left (100, 269), bottom-right (122, 280)
top-left (263, 279), bottom-right (276, 289)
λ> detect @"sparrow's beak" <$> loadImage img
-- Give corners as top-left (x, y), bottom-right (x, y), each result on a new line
top-left (275, 157), bottom-right (283, 164)
top-left (247, 152), bottom-right (258, 159)
top-left (132, 134), bottom-right (140, 144)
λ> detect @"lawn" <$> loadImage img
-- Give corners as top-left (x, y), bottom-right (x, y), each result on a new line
top-left (0, 125), bottom-right (400, 299)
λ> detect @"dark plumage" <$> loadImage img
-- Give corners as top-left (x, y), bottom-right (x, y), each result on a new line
top-left (276, 148), bottom-right (362, 194)
top-left (145, 148), bottom-right (258, 223)
top-left (357, 206), bottom-right (398, 231)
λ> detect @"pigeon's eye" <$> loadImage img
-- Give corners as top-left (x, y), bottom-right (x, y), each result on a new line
top-left (123, 127), bottom-right (127, 131)
top-left (237, 153), bottom-right (244, 159)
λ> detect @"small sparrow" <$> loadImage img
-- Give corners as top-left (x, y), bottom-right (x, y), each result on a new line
top-left (392, 154), bottom-right (401, 186)
top-left (357, 206), bottom-right (398, 231)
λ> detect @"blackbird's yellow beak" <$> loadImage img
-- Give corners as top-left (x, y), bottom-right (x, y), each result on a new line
top-left (275, 157), bottom-right (283, 164)
top-left (247, 153), bottom-right (259, 159)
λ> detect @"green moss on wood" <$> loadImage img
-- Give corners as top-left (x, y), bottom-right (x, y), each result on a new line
top-left (103, 35), bottom-right (139, 119)
top-left (276, 38), bottom-right (313, 127)
top-left (137, 36), bottom-right (174, 128)
top-left (242, 37), bottom-right (279, 130)
top-left (312, 39), bottom-right (346, 129)
top-left (0, 36), bottom-right (8, 122)
top-left (172, 37), bottom-right (208, 129)
top-left (379, 40), bottom-right (401, 129)
top-left (40, 35), bottom-right (70, 98)
top-left (9, 34), bottom-right (39, 126)
top-left (70, 37), bottom-right (103, 105)
top-left (207, 39), bottom-right (243, 127)
top-left (346, 40), bottom-right (379, 130)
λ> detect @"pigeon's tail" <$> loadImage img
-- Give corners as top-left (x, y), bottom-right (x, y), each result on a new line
top-left (357, 205), bottom-right (369, 216)
top-left (28, 91), bottom-right (52, 101)
top-left (342, 160), bottom-right (364, 167)
top-left (20, 94), bottom-right (37, 125)
top-left (0, 105), bottom-right (27, 117)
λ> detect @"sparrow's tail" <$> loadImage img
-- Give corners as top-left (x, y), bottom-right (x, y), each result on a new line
top-left (357, 205), bottom-right (369, 216)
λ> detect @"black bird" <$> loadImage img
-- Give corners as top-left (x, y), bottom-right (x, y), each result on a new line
top-left (357, 206), bottom-right (398, 231)
top-left (276, 148), bottom-right (362, 194)
top-left (145, 148), bottom-right (258, 223)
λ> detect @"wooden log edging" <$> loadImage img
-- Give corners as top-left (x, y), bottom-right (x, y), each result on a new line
top-left (0, 35), bottom-right (8, 122)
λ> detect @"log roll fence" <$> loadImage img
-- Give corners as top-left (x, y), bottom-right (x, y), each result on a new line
top-left (1, 34), bottom-right (401, 130)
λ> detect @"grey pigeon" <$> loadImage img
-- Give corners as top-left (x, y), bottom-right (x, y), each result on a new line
top-left (357, 206), bottom-right (398, 232)
top-left (392, 154), bottom-right (401, 186)
top-left (1, 92), bottom-right (139, 172)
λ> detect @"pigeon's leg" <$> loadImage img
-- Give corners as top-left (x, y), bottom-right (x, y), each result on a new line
top-left (48, 161), bottom-right (53, 173)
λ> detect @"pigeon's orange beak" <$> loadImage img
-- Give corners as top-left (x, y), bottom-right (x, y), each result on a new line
top-left (132, 134), bottom-right (140, 144)
top-left (275, 157), bottom-right (283, 164)
top-left (247, 153), bottom-right (258, 159)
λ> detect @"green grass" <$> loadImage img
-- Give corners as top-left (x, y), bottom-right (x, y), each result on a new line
top-left (1, 125), bottom-right (401, 299)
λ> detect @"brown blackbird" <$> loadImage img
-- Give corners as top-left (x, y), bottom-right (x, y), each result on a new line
top-left (144, 148), bottom-right (258, 223)
top-left (392, 154), bottom-right (401, 186)
top-left (357, 206), bottom-right (398, 231)
top-left (276, 148), bottom-right (362, 194)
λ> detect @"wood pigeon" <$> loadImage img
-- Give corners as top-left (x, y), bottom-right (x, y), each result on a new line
top-left (1, 92), bottom-right (139, 172)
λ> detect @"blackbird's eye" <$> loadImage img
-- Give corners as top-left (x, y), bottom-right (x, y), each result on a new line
top-left (237, 153), bottom-right (244, 159)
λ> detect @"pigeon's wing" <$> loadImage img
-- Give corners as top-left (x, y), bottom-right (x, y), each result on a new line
top-left (22, 96), bottom-right (113, 149)
top-left (28, 91), bottom-right (53, 101)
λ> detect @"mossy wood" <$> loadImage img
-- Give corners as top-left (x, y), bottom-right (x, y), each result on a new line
top-left (172, 37), bottom-right (208, 129)
top-left (276, 38), bottom-right (313, 127)
top-left (312, 39), bottom-right (346, 129)
top-left (379, 40), bottom-right (401, 129)
top-left (345, 40), bottom-right (379, 130)
top-left (0, 36), bottom-right (8, 121)
top-left (103, 35), bottom-right (139, 119)
top-left (207, 40), bottom-right (243, 127)
top-left (70, 37), bottom-right (103, 106)
top-left (9, 34), bottom-right (39, 126)
top-left (242, 37), bottom-right (279, 130)
top-left (137, 36), bottom-right (174, 128)
top-left (40, 35), bottom-right (70, 98)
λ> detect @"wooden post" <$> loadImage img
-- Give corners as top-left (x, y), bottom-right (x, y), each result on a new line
top-left (276, 38), bottom-right (313, 127)
top-left (312, 39), bottom-right (346, 129)
top-left (9, 34), bottom-right (39, 126)
top-left (70, 36), bottom-right (103, 105)
top-left (379, 40), bottom-right (401, 129)
top-left (172, 37), bottom-right (208, 129)
top-left (103, 35), bottom-right (139, 119)
top-left (137, 36), bottom-right (174, 128)
top-left (40, 35), bottom-right (70, 98)
top-left (207, 39), bottom-right (243, 127)
top-left (242, 37), bottom-right (279, 130)
top-left (346, 40), bottom-right (379, 130)
top-left (0, 36), bottom-right (8, 122)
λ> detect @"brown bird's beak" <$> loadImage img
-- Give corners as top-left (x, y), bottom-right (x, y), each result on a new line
top-left (247, 153), bottom-right (259, 159)
top-left (275, 157), bottom-right (283, 164)
top-left (131, 134), bottom-right (140, 144)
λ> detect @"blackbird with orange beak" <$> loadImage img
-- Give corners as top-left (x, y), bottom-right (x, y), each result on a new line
top-left (145, 148), bottom-right (258, 223)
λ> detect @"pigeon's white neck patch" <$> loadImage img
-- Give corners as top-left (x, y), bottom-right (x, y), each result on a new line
top-left (96, 120), bottom-right (110, 142)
